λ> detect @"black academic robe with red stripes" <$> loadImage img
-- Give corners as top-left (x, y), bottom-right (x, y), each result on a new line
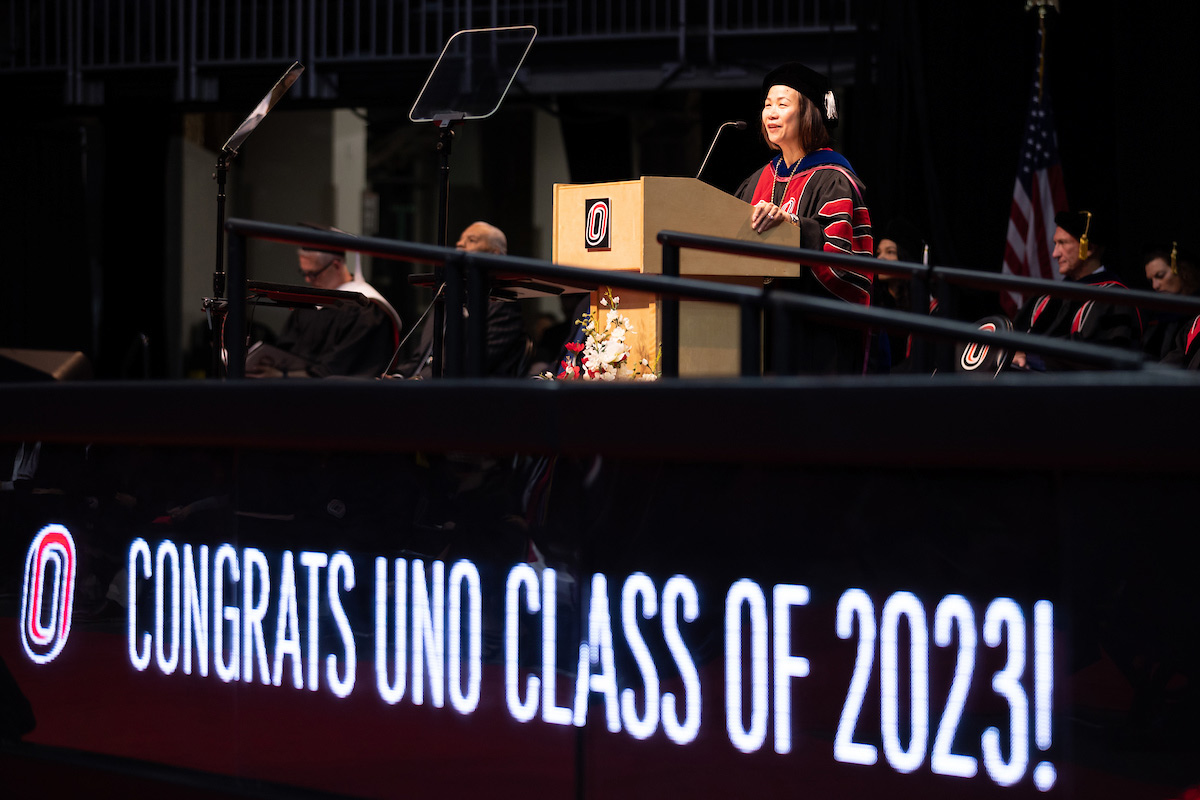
top-left (1012, 268), bottom-right (1142, 370)
top-left (736, 157), bottom-right (875, 374)
top-left (1161, 313), bottom-right (1200, 369)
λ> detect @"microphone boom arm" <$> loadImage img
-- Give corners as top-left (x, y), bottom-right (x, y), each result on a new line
top-left (695, 120), bottom-right (747, 180)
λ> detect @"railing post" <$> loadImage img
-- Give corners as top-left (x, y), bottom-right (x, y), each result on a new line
top-left (466, 255), bottom-right (488, 378)
top-left (661, 241), bottom-right (680, 378)
top-left (932, 270), bottom-right (955, 374)
top-left (769, 294), bottom-right (793, 376)
top-left (908, 268), bottom-right (930, 373)
top-left (225, 228), bottom-right (246, 379)
top-left (739, 298), bottom-right (760, 377)
top-left (444, 250), bottom-right (465, 378)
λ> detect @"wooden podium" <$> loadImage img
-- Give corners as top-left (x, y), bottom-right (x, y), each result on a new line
top-left (552, 176), bottom-right (801, 376)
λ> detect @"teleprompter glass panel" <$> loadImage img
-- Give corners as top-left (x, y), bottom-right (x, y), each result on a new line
top-left (410, 26), bottom-right (536, 123)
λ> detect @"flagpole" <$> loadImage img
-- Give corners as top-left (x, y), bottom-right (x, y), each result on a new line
top-left (999, 0), bottom-right (1068, 316)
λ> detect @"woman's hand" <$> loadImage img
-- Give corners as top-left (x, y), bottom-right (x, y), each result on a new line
top-left (751, 201), bottom-right (786, 233)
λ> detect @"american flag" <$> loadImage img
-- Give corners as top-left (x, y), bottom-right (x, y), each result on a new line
top-left (1000, 28), bottom-right (1068, 316)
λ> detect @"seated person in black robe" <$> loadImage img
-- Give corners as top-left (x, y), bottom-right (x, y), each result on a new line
top-left (1010, 210), bottom-right (1141, 371)
top-left (249, 231), bottom-right (401, 379)
top-left (1161, 312), bottom-right (1200, 369)
top-left (392, 222), bottom-right (528, 379)
top-left (1140, 242), bottom-right (1200, 362)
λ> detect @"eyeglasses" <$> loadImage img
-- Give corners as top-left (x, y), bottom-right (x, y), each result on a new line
top-left (299, 257), bottom-right (337, 282)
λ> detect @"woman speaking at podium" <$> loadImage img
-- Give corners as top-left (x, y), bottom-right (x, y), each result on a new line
top-left (736, 62), bottom-right (875, 374)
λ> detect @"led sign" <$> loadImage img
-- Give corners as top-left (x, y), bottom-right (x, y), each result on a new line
top-left (102, 536), bottom-right (1058, 792)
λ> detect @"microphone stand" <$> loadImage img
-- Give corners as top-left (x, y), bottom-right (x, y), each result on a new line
top-left (203, 61), bottom-right (303, 378)
top-left (695, 120), bottom-right (746, 180)
top-left (209, 150), bottom-right (232, 377)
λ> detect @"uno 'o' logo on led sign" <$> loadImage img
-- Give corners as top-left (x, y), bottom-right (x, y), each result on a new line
top-left (20, 524), bottom-right (77, 664)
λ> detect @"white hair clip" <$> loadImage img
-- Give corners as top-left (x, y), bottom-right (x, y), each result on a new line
top-left (824, 90), bottom-right (838, 121)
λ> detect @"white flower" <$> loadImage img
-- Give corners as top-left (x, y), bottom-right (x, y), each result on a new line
top-left (563, 290), bottom-right (657, 381)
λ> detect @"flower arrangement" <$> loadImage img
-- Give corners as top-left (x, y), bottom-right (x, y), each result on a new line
top-left (548, 289), bottom-right (658, 381)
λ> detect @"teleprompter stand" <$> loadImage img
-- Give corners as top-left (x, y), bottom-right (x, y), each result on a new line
top-left (409, 26), bottom-right (535, 378)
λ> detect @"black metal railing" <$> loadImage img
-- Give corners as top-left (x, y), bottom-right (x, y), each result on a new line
top-left (658, 229), bottom-right (1200, 373)
top-left (223, 218), bottom-right (1156, 380)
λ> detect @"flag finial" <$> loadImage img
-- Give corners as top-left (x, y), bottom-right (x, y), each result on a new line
top-left (1026, 0), bottom-right (1060, 103)
top-left (1024, 0), bottom-right (1060, 14)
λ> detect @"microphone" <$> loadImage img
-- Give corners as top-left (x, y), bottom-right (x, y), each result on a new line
top-left (695, 120), bottom-right (747, 179)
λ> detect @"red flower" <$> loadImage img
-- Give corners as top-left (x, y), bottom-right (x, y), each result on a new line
top-left (564, 342), bottom-right (584, 353)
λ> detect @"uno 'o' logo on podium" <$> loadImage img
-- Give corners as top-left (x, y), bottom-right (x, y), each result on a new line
top-left (585, 199), bottom-right (611, 251)
top-left (20, 524), bottom-right (77, 664)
